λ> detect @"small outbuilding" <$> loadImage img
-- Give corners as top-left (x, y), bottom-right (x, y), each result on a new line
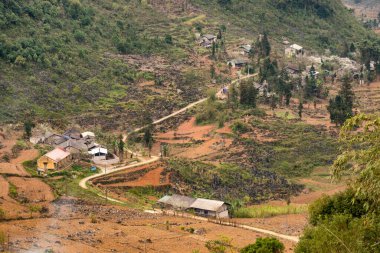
top-left (227, 59), bottom-right (248, 68)
top-left (285, 44), bottom-right (304, 57)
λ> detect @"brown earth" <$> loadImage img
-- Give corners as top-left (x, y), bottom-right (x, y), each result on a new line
top-left (0, 132), bottom-right (55, 219)
top-left (0, 199), bottom-right (296, 253)
top-left (7, 177), bottom-right (55, 203)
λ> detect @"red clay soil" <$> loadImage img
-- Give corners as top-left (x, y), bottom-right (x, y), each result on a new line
top-left (7, 177), bottom-right (55, 203)
top-left (157, 117), bottom-right (215, 141)
top-left (0, 175), bottom-right (9, 198)
top-left (0, 149), bottom-right (39, 176)
top-left (108, 167), bottom-right (170, 187)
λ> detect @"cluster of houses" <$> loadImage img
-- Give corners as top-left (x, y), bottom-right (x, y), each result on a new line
top-left (157, 194), bottom-right (230, 218)
top-left (33, 128), bottom-right (117, 173)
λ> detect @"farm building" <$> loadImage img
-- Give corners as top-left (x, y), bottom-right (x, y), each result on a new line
top-left (44, 134), bottom-right (67, 146)
top-left (199, 34), bottom-right (217, 48)
top-left (157, 195), bottom-right (230, 218)
top-left (227, 59), bottom-right (248, 68)
top-left (158, 194), bottom-right (196, 210)
top-left (239, 44), bottom-right (252, 55)
top-left (189, 198), bottom-right (229, 218)
top-left (37, 147), bottom-right (72, 172)
top-left (63, 128), bottom-right (82, 140)
top-left (285, 44), bottom-right (304, 57)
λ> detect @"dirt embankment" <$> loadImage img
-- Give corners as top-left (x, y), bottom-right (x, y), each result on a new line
top-left (0, 131), bottom-right (54, 219)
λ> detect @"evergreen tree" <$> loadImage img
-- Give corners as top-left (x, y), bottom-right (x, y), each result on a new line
top-left (298, 101), bottom-right (303, 119)
top-left (240, 81), bottom-right (258, 107)
top-left (228, 83), bottom-right (239, 110)
top-left (143, 127), bottom-right (154, 157)
top-left (327, 75), bottom-right (354, 126)
top-left (211, 41), bottom-right (216, 59)
top-left (210, 64), bottom-right (216, 79)
top-left (118, 134), bottom-right (125, 161)
top-left (23, 120), bottom-right (35, 139)
top-left (261, 32), bottom-right (271, 57)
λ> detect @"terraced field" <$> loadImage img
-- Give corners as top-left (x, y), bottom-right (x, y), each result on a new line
top-left (355, 81), bottom-right (380, 114)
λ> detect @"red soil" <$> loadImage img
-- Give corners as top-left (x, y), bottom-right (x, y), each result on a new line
top-left (7, 177), bottom-right (55, 203)
top-left (108, 167), bottom-right (170, 187)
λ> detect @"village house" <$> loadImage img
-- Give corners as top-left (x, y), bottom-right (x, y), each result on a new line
top-left (63, 128), bottom-right (82, 140)
top-left (189, 198), bottom-right (229, 218)
top-left (157, 195), bottom-right (230, 218)
top-left (44, 133), bottom-right (67, 146)
top-left (158, 194), bottom-right (196, 210)
top-left (199, 34), bottom-right (217, 48)
top-left (37, 147), bottom-right (72, 172)
top-left (285, 44), bottom-right (304, 57)
top-left (227, 59), bottom-right (248, 68)
top-left (239, 44), bottom-right (252, 55)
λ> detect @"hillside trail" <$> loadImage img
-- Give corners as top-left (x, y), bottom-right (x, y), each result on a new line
top-left (75, 73), bottom-right (303, 242)
top-left (80, 73), bottom-right (258, 192)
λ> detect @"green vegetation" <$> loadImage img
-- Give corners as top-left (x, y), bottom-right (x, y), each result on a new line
top-left (296, 114), bottom-right (380, 253)
top-left (333, 114), bottom-right (380, 210)
top-left (23, 160), bottom-right (105, 203)
top-left (234, 204), bottom-right (307, 218)
top-left (0, 0), bottom-right (194, 124)
top-left (0, 208), bottom-right (5, 221)
top-left (8, 182), bottom-right (18, 199)
top-left (240, 238), bottom-right (284, 253)
top-left (327, 75), bottom-right (354, 126)
top-left (194, 0), bottom-right (375, 54)
top-left (167, 159), bottom-right (301, 203)
top-left (242, 118), bottom-right (338, 178)
top-left (205, 236), bottom-right (233, 253)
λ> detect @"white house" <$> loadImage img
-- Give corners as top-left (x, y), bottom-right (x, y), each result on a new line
top-left (285, 44), bottom-right (304, 57)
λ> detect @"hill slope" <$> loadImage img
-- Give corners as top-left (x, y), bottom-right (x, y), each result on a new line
top-left (0, 0), bottom-right (375, 127)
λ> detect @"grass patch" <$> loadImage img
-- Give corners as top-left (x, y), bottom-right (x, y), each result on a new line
top-left (8, 182), bottom-right (18, 199)
top-left (23, 160), bottom-right (108, 204)
top-left (234, 204), bottom-right (308, 218)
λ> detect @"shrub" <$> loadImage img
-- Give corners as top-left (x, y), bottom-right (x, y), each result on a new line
top-left (295, 214), bottom-right (380, 253)
top-left (0, 208), bottom-right (5, 220)
top-left (240, 237), bottom-right (284, 253)
top-left (308, 190), bottom-right (368, 225)
top-left (231, 121), bottom-right (250, 134)
top-left (74, 30), bottom-right (86, 43)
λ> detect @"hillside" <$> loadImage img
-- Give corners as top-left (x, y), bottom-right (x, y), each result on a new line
top-left (192, 0), bottom-right (373, 53)
top-left (0, 0), bottom-right (375, 129)
top-left (343, 0), bottom-right (380, 20)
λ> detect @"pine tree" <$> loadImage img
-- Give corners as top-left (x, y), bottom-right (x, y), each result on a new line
top-left (210, 64), bottom-right (216, 79)
top-left (327, 75), bottom-right (354, 126)
top-left (118, 134), bottom-right (125, 161)
top-left (261, 32), bottom-right (271, 57)
top-left (298, 101), bottom-right (303, 119)
top-left (228, 83), bottom-right (239, 110)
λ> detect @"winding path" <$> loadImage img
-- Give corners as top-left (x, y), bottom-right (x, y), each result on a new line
top-left (79, 73), bottom-right (257, 191)
top-left (75, 73), bottom-right (301, 243)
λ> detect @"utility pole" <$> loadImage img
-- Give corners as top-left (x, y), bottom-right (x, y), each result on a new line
top-left (103, 187), bottom-right (107, 204)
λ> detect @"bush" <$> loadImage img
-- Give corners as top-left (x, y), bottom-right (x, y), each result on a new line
top-left (240, 237), bottom-right (284, 253)
top-left (308, 190), bottom-right (368, 225)
top-left (231, 121), bottom-right (250, 134)
top-left (295, 214), bottom-right (380, 253)
top-left (74, 30), bottom-right (86, 43)
top-left (0, 208), bottom-right (5, 220)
